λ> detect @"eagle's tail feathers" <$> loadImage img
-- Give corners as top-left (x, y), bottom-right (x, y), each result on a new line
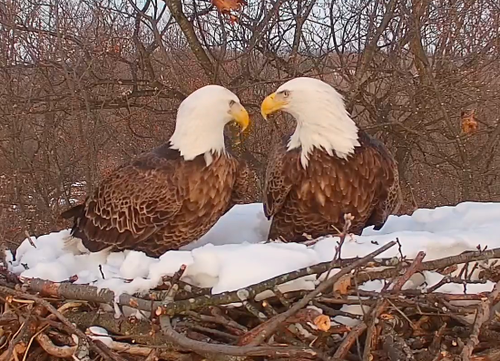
top-left (60, 204), bottom-right (85, 220)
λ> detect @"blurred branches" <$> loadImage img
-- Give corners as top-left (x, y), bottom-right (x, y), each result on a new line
top-left (0, 0), bottom-right (499, 242)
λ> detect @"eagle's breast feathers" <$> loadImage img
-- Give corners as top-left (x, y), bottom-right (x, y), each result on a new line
top-left (264, 129), bottom-right (401, 241)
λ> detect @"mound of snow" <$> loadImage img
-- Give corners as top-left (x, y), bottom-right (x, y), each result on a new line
top-left (6, 202), bottom-right (500, 303)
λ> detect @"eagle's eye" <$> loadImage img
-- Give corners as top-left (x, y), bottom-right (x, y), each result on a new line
top-left (281, 90), bottom-right (290, 98)
top-left (229, 100), bottom-right (236, 107)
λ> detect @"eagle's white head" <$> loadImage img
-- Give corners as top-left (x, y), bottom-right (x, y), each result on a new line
top-left (260, 77), bottom-right (360, 168)
top-left (169, 85), bottom-right (250, 165)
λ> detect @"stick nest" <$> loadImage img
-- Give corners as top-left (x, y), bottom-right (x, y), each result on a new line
top-left (1, 237), bottom-right (500, 361)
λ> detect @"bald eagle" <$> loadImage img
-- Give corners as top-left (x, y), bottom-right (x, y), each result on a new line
top-left (260, 77), bottom-right (402, 242)
top-left (61, 85), bottom-right (259, 258)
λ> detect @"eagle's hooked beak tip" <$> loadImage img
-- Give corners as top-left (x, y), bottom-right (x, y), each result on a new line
top-left (230, 103), bottom-right (250, 134)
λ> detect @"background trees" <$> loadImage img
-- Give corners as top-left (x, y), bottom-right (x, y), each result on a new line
top-left (1, 0), bottom-right (499, 244)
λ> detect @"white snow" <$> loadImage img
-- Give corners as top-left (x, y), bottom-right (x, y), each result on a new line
top-left (5, 201), bottom-right (500, 325)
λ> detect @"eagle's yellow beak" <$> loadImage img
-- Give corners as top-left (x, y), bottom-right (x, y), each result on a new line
top-left (229, 102), bottom-right (250, 133)
top-left (261, 92), bottom-right (288, 120)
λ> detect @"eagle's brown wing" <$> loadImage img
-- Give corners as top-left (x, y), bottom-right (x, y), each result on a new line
top-left (262, 137), bottom-right (295, 220)
top-left (62, 151), bottom-right (184, 252)
top-left (358, 130), bottom-right (401, 230)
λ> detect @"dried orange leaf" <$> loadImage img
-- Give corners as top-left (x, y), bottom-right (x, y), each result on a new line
top-left (212, 0), bottom-right (246, 14)
top-left (333, 274), bottom-right (352, 295)
top-left (461, 109), bottom-right (478, 134)
top-left (313, 315), bottom-right (331, 332)
top-left (228, 14), bottom-right (239, 25)
top-left (380, 313), bottom-right (394, 321)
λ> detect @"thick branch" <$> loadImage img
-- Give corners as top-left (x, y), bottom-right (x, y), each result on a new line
top-left (164, 0), bottom-right (214, 79)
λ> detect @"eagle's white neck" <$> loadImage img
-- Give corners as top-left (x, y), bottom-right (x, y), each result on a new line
top-left (287, 105), bottom-right (360, 168)
top-left (169, 117), bottom-right (226, 166)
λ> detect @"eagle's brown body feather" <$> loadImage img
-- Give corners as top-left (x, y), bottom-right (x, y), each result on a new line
top-left (263, 129), bottom-right (401, 241)
top-left (62, 143), bottom-right (259, 257)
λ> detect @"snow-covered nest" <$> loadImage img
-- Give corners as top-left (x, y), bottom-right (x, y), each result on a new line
top-left (6, 201), bottom-right (500, 307)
